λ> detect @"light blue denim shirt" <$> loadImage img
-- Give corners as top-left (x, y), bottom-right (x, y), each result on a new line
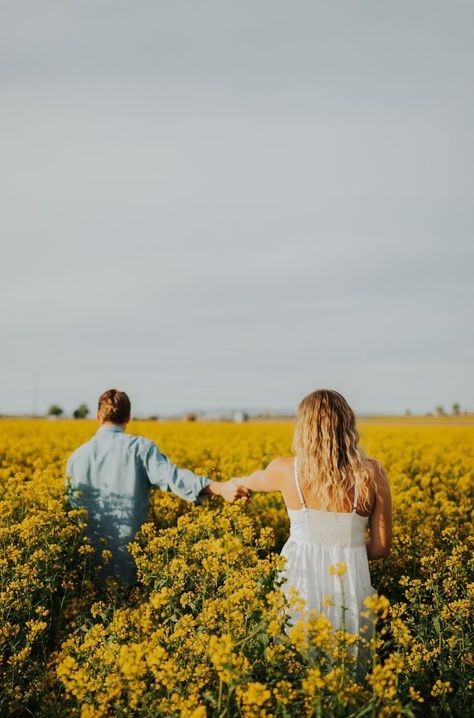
top-left (66, 425), bottom-right (212, 585)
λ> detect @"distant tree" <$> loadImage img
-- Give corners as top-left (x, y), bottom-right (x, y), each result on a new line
top-left (405, 409), bottom-right (412, 416)
top-left (452, 403), bottom-right (461, 416)
top-left (48, 404), bottom-right (63, 417)
top-left (435, 405), bottom-right (446, 416)
top-left (73, 403), bottom-right (89, 419)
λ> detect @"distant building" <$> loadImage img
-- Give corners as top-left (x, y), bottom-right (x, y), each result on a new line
top-left (198, 410), bottom-right (250, 422)
top-left (233, 411), bottom-right (249, 423)
top-left (200, 411), bottom-right (232, 421)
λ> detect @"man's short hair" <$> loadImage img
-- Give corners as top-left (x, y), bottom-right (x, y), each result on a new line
top-left (97, 389), bottom-right (131, 424)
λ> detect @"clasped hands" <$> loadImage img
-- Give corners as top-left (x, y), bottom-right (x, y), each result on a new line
top-left (203, 478), bottom-right (252, 502)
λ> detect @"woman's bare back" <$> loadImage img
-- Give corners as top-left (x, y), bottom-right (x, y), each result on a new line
top-left (268, 455), bottom-right (378, 516)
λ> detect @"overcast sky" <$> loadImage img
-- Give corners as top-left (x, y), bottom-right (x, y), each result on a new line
top-left (1, 1), bottom-right (473, 416)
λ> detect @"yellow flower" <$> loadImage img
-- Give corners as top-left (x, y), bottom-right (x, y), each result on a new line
top-left (409, 686), bottom-right (424, 702)
top-left (237, 681), bottom-right (272, 716)
top-left (208, 634), bottom-right (249, 684)
top-left (149, 587), bottom-right (173, 610)
top-left (431, 679), bottom-right (453, 697)
top-left (363, 593), bottom-right (390, 620)
top-left (329, 562), bottom-right (347, 577)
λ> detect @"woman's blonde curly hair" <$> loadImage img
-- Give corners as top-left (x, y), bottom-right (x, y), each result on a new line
top-left (292, 389), bottom-right (376, 512)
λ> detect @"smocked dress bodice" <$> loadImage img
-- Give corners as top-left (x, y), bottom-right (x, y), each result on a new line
top-left (287, 505), bottom-right (369, 548)
top-left (280, 459), bottom-right (376, 676)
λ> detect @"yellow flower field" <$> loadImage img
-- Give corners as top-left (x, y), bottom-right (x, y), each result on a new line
top-left (0, 419), bottom-right (472, 717)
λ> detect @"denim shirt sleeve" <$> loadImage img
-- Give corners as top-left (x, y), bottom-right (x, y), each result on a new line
top-left (143, 442), bottom-right (212, 503)
top-left (64, 455), bottom-right (76, 500)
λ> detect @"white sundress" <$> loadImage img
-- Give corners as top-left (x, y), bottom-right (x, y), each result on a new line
top-left (280, 458), bottom-right (377, 643)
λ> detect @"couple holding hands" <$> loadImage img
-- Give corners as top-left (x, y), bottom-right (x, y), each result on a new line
top-left (67, 387), bottom-right (391, 642)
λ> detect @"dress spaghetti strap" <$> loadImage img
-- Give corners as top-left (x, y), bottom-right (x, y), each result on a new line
top-left (352, 481), bottom-right (359, 512)
top-left (294, 458), bottom-right (307, 508)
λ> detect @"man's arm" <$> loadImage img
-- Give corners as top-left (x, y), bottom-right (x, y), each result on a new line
top-left (143, 443), bottom-right (250, 503)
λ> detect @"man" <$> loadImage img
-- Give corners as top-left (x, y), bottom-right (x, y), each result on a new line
top-left (66, 389), bottom-right (249, 585)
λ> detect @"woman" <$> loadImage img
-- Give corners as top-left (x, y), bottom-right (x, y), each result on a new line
top-left (232, 389), bottom-right (392, 650)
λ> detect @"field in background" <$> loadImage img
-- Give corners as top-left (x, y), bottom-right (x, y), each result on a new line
top-left (0, 419), bottom-right (472, 716)
top-left (3, 413), bottom-right (474, 425)
top-left (359, 414), bottom-right (474, 425)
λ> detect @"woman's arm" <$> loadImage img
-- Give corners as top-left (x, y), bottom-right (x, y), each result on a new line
top-left (230, 457), bottom-right (287, 493)
top-left (366, 460), bottom-right (392, 560)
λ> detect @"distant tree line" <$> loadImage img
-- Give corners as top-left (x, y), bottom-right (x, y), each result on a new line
top-left (435, 403), bottom-right (461, 416)
top-left (405, 403), bottom-right (466, 417)
top-left (42, 402), bottom-right (469, 420)
top-left (48, 404), bottom-right (90, 419)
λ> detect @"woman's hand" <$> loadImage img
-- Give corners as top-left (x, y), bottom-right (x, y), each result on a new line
top-left (203, 479), bottom-right (252, 502)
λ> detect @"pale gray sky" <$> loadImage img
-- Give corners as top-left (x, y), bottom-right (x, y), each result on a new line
top-left (1, 1), bottom-right (473, 416)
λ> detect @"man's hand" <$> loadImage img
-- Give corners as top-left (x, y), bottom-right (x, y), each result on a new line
top-left (203, 479), bottom-right (252, 502)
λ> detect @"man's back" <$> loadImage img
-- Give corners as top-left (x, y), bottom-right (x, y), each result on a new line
top-left (67, 425), bottom-right (152, 584)
top-left (67, 423), bottom-right (213, 584)
top-left (66, 388), bottom-right (248, 585)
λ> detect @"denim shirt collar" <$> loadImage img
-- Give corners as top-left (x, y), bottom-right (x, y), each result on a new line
top-left (97, 424), bottom-right (125, 434)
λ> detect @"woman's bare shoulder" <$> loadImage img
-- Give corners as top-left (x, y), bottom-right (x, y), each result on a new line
top-left (266, 456), bottom-right (294, 480)
top-left (267, 455), bottom-right (293, 471)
